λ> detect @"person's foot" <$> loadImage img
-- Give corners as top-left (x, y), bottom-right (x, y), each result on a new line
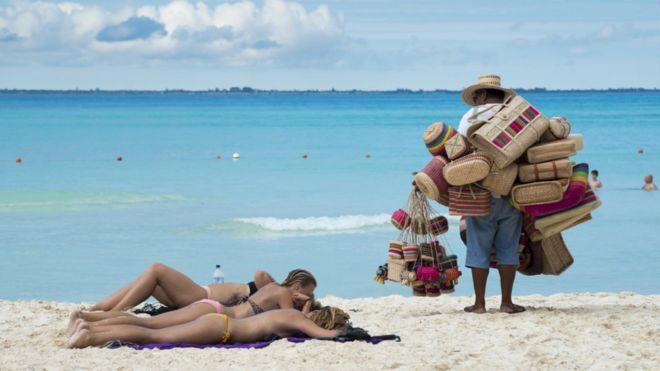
top-left (464, 304), bottom-right (487, 314)
top-left (68, 310), bottom-right (82, 336)
top-left (67, 328), bottom-right (91, 348)
top-left (499, 303), bottom-right (526, 314)
top-left (73, 319), bottom-right (89, 335)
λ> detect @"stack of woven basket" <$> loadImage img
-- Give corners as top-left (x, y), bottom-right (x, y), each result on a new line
top-left (374, 190), bottom-right (462, 296)
top-left (415, 94), bottom-right (600, 276)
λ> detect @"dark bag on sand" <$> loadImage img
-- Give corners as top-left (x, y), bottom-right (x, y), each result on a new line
top-left (132, 302), bottom-right (175, 316)
top-left (518, 241), bottom-right (543, 276)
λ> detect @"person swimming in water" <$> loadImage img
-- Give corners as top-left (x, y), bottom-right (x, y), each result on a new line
top-left (642, 174), bottom-right (657, 192)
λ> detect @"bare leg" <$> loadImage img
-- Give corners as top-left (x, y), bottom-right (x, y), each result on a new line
top-left (89, 283), bottom-right (134, 311)
top-left (85, 303), bottom-right (216, 329)
top-left (498, 265), bottom-right (525, 314)
top-left (109, 263), bottom-right (207, 311)
top-left (464, 267), bottom-right (488, 314)
top-left (69, 310), bottom-right (134, 335)
top-left (68, 314), bottom-right (226, 348)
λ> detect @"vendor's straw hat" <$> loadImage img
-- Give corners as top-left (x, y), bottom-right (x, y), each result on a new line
top-left (461, 74), bottom-right (516, 106)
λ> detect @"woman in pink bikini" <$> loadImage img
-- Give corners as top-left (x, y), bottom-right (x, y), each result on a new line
top-left (88, 263), bottom-right (305, 311)
top-left (69, 271), bottom-right (317, 335)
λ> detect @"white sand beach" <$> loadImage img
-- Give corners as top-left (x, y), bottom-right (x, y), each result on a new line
top-left (1, 292), bottom-right (659, 370)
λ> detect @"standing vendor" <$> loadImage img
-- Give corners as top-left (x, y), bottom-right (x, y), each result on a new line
top-left (457, 75), bottom-right (525, 314)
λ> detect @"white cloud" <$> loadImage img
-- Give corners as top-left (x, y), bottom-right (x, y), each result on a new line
top-left (0, 0), bottom-right (351, 66)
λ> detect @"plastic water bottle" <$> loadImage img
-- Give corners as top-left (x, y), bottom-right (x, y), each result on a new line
top-left (212, 264), bottom-right (224, 284)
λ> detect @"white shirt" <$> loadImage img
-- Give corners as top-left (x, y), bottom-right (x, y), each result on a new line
top-left (457, 103), bottom-right (503, 137)
top-left (458, 103), bottom-right (504, 198)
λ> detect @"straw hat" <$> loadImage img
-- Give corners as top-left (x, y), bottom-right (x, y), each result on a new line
top-left (461, 74), bottom-right (516, 106)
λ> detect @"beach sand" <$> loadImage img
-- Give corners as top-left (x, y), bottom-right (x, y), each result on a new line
top-left (1, 292), bottom-right (659, 370)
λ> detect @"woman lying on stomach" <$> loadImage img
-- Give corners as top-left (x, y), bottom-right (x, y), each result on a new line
top-left (67, 307), bottom-right (354, 348)
top-left (68, 275), bottom-right (317, 335)
top-left (89, 263), bottom-right (311, 311)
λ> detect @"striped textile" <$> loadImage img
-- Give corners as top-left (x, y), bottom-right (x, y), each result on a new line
top-left (521, 163), bottom-right (589, 217)
top-left (491, 106), bottom-right (540, 149)
top-left (448, 185), bottom-right (491, 216)
top-left (426, 123), bottom-right (457, 156)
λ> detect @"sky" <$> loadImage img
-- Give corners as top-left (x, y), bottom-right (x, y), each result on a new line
top-left (0, 0), bottom-right (658, 90)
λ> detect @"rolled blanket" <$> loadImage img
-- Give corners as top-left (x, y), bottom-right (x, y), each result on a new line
top-left (519, 163), bottom-right (589, 217)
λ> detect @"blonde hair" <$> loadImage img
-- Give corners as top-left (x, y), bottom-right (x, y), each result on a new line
top-left (281, 269), bottom-right (317, 288)
top-left (309, 306), bottom-right (350, 330)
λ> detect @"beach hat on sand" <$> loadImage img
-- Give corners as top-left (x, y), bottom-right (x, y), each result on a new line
top-left (461, 74), bottom-right (516, 106)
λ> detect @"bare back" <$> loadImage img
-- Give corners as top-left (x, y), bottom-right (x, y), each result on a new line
top-left (227, 309), bottom-right (337, 343)
top-left (223, 283), bottom-right (293, 319)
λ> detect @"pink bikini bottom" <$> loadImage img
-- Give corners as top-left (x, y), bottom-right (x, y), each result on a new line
top-left (195, 299), bottom-right (223, 313)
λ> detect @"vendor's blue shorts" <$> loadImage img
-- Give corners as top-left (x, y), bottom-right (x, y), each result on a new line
top-left (465, 196), bottom-right (522, 269)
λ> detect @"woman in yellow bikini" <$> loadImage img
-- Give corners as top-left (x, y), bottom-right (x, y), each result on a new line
top-left (89, 263), bottom-right (293, 312)
top-left (67, 306), bottom-right (354, 348)
top-left (68, 271), bottom-right (317, 335)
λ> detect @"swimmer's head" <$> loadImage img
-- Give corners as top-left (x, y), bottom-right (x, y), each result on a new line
top-left (645, 174), bottom-right (653, 183)
top-left (591, 170), bottom-right (599, 178)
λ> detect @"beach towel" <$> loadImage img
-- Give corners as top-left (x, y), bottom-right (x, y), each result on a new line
top-left (105, 334), bottom-right (400, 350)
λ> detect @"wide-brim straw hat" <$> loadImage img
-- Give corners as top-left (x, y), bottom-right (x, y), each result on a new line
top-left (461, 74), bottom-right (516, 106)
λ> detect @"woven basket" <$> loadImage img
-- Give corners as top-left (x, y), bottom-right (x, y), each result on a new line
top-left (537, 213), bottom-right (592, 240)
top-left (535, 196), bottom-right (601, 231)
top-left (479, 162), bottom-right (519, 196)
top-left (386, 257), bottom-right (405, 282)
top-left (445, 133), bottom-right (472, 160)
top-left (403, 243), bottom-right (420, 263)
top-left (519, 241), bottom-right (544, 276)
top-left (412, 285), bottom-right (427, 297)
top-left (415, 156), bottom-right (450, 206)
top-left (568, 133), bottom-right (584, 151)
top-left (429, 216), bottom-right (449, 236)
top-left (518, 158), bottom-right (573, 183)
top-left (388, 240), bottom-right (404, 259)
top-left (390, 209), bottom-right (411, 230)
top-left (540, 116), bottom-right (571, 142)
top-left (510, 180), bottom-right (565, 206)
top-left (443, 152), bottom-right (493, 186)
top-left (468, 95), bottom-right (550, 168)
top-left (540, 233), bottom-right (573, 275)
top-left (449, 185), bottom-right (491, 216)
top-left (423, 122), bottom-right (457, 157)
top-left (525, 138), bottom-right (577, 164)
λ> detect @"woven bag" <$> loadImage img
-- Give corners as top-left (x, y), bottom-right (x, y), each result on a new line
top-left (540, 116), bottom-right (571, 142)
top-left (443, 152), bottom-right (493, 186)
top-left (568, 133), bottom-right (584, 151)
top-left (537, 213), bottom-right (592, 240)
top-left (415, 156), bottom-right (450, 206)
top-left (540, 233), bottom-right (573, 275)
top-left (534, 189), bottom-right (601, 231)
top-left (468, 95), bottom-right (550, 168)
top-left (510, 180), bottom-right (566, 206)
top-left (479, 162), bottom-right (519, 196)
top-left (448, 185), bottom-right (491, 216)
top-left (519, 241), bottom-right (544, 276)
top-left (522, 163), bottom-right (589, 217)
top-left (386, 257), bottom-right (405, 282)
top-left (445, 133), bottom-right (472, 160)
top-left (525, 138), bottom-right (577, 164)
top-left (518, 158), bottom-right (573, 183)
top-left (423, 122), bottom-right (457, 157)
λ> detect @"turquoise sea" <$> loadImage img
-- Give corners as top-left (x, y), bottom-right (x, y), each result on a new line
top-left (1, 91), bottom-right (659, 302)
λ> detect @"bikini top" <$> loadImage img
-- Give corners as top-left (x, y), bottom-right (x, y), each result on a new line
top-left (247, 298), bottom-right (265, 315)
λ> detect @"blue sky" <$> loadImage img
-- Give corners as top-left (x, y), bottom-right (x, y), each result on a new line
top-left (0, 0), bottom-right (658, 89)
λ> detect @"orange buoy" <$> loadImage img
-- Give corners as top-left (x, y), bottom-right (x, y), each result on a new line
top-left (301, 153), bottom-right (308, 159)
top-left (116, 155), bottom-right (123, 161)
top-left (15, 156), bottom-right (22, 164)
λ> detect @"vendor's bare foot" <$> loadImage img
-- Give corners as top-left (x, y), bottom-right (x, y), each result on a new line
top-left (68, 310), bottom-right (82, 336)
top-left (500, 303), bottom-right (525, 314)
top-left (67, 328), bottom-right (91, 348)
top-left (464, 304), bottom-right (486, 314)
